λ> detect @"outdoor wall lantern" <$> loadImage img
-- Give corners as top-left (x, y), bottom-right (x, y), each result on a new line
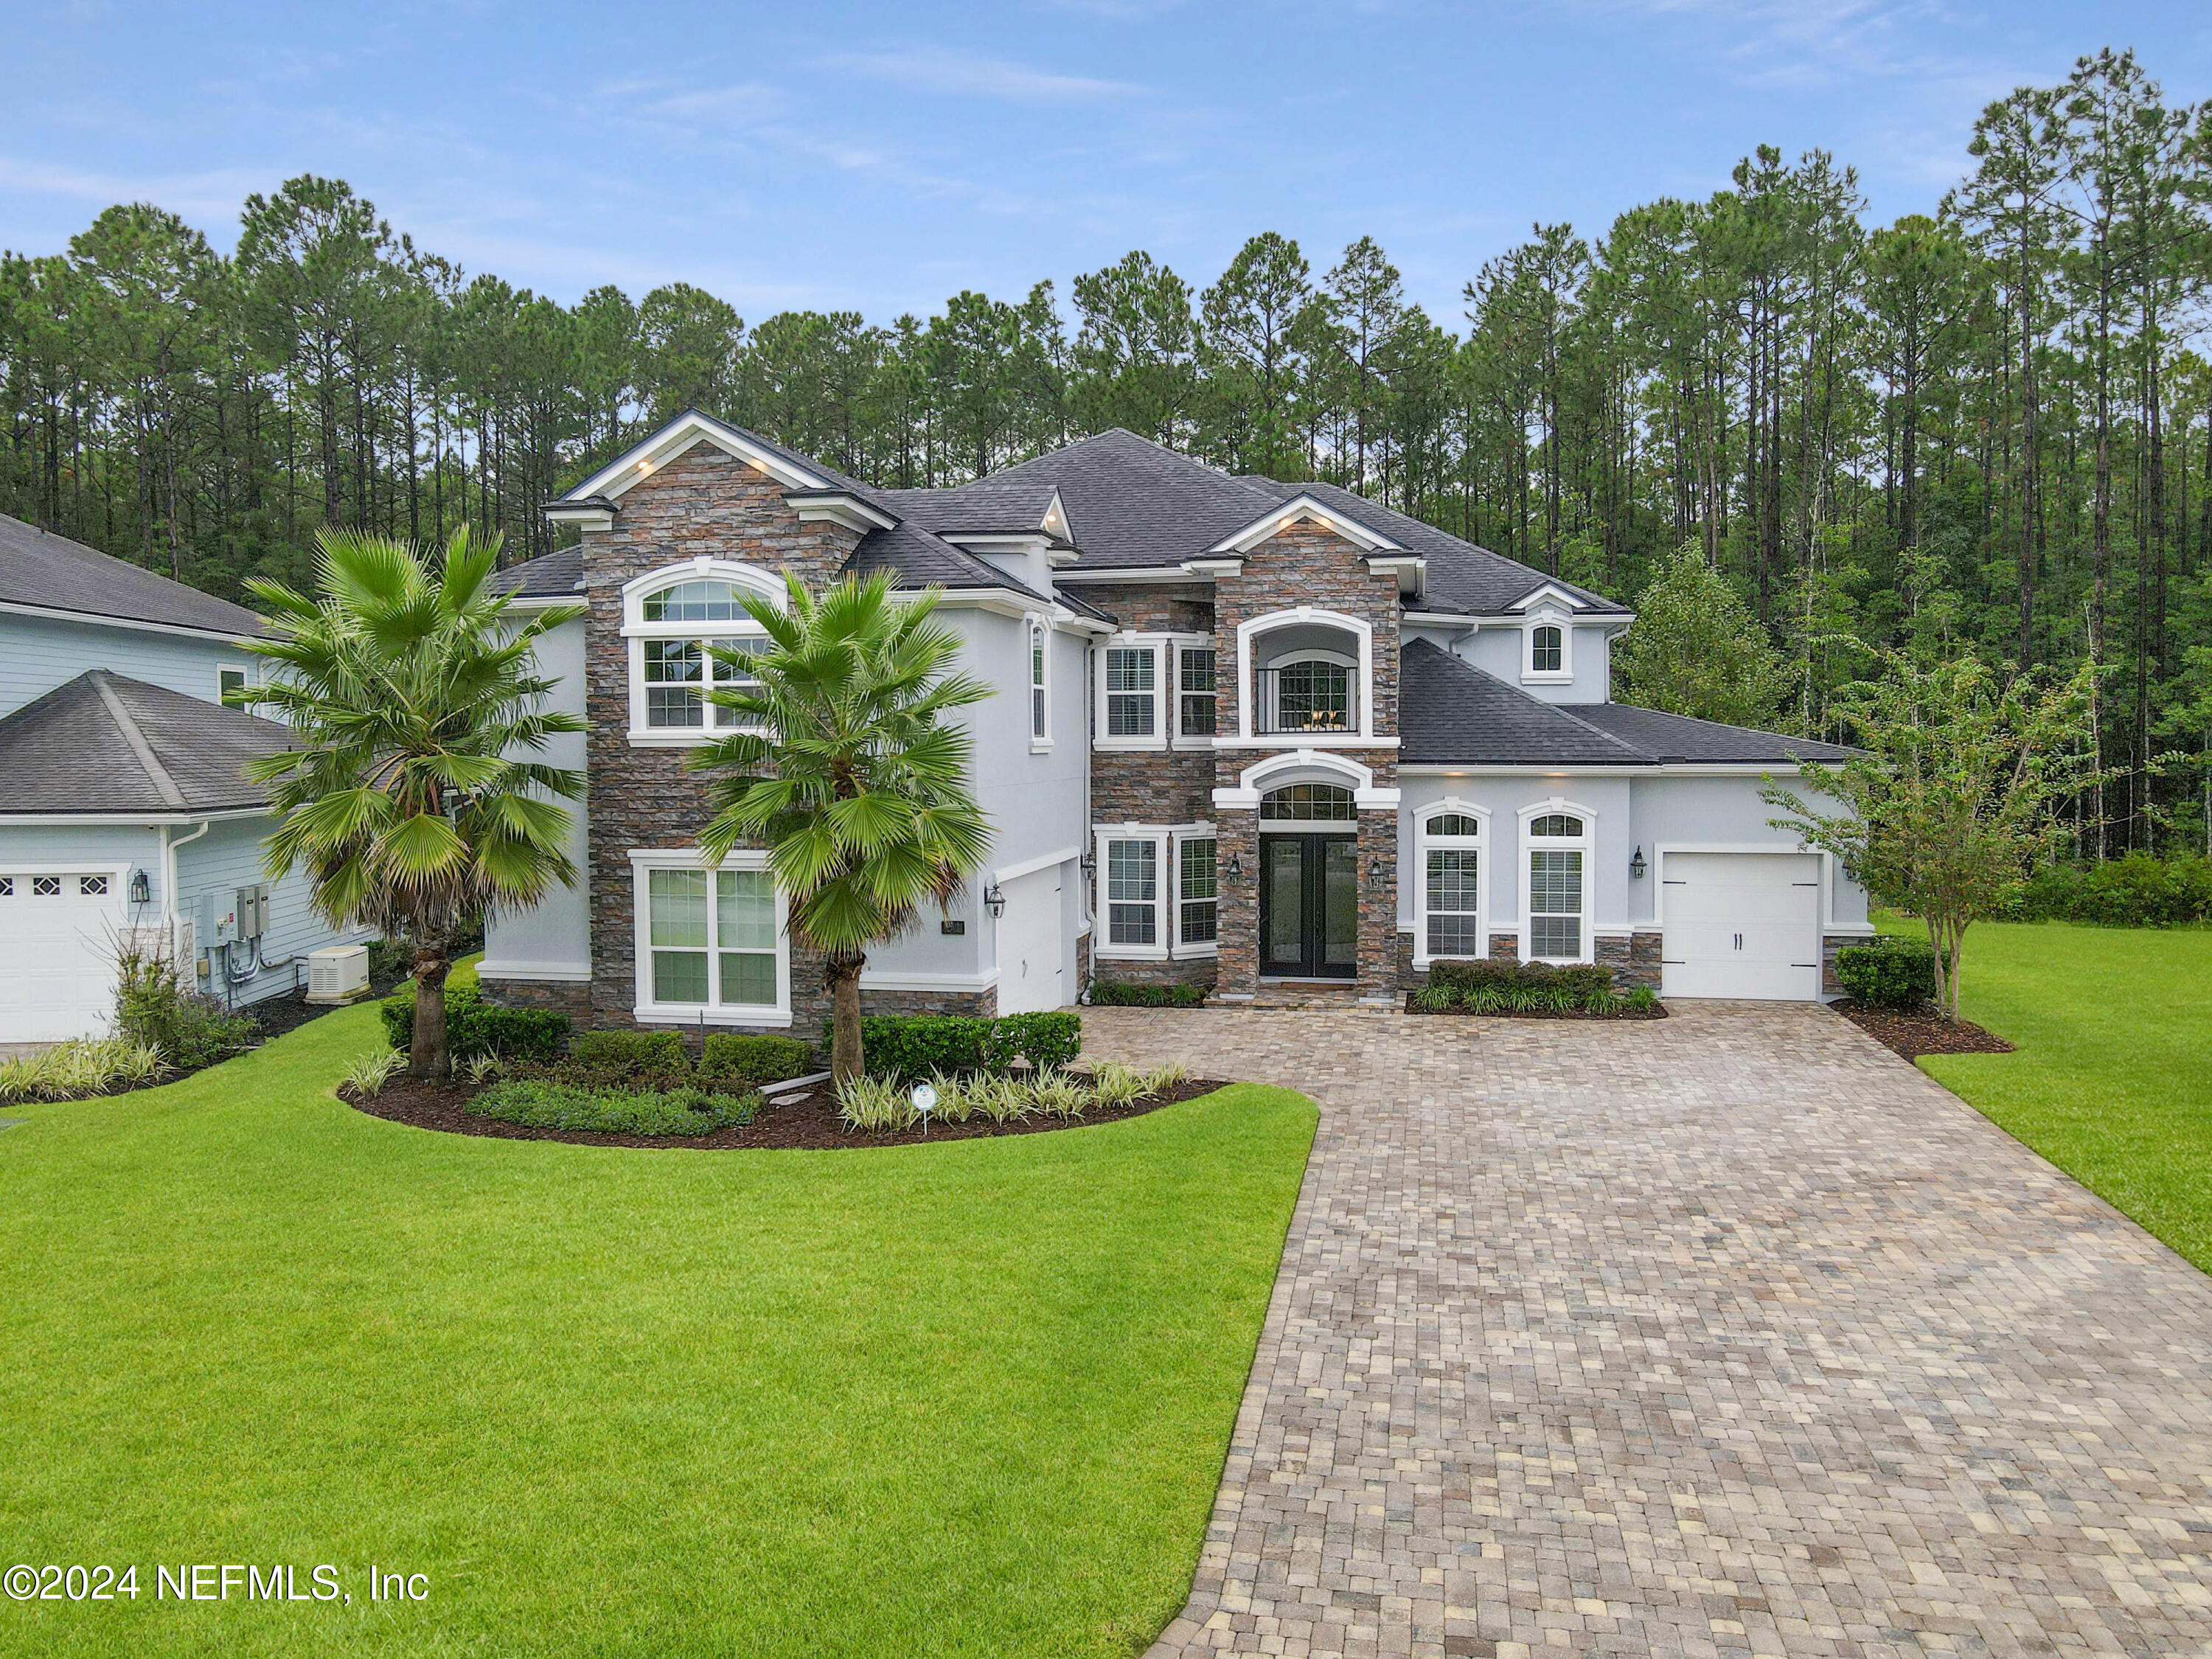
top-left (1630, 846), bottom-right (1648, 880)
top-left (130, 869), bottom-right (151, 905)
top-left (1367, 855), bottom-right (1387, 883)
top-left (1222, 851), bottom-right (1243, 878)
top-left (982, 883), bottom-right (1006, 919)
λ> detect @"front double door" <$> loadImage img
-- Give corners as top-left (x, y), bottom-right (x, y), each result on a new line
top-left (1259, 833), bottom-right (1357, 978)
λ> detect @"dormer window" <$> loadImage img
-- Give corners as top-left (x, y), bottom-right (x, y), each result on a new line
top-left (1521, 613), bottom-right (1572, 683)
top-left (623, 562), bottom-right (783, 747)
top-left (1530, 626), bottom-right (1562, 674)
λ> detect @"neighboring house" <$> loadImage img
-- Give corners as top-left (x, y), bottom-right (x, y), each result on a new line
top-left (480, 409), bottom-right (1868, 1037)
top-left (0, 513), bottom-right (358, 1043)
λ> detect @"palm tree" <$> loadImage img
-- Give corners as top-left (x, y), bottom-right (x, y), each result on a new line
top-left (693, 572), bottom-right (992, 1084)
top-left (243, 526), bottom-right (585, 1079)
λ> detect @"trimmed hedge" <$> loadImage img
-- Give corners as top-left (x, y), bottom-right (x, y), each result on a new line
top-left (1416, 958), bottom-right (1654, 1017)
top-left (1427, 959), bottom-right (1616, 1001)
top-left (1086, 980), bottom-right (1208, 1008)
top-left (700, 1032), bottom-right (817, 1085)
top-left (1834, 938), bottom-right (1938, 1008)
top-left (467, 1078), bottom-right (759, 1137)
top-left (379, 981), bottom-right (570, 1063)
top-left (570, 1029), bottom-right (689, 1075)
top-left (837, 1012), bottom-right (1084, 1081)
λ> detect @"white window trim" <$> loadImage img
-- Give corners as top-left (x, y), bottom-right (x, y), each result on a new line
top-left (1413, 800), bottom-right (1489, 969)
top-left (1171, 634), bottom-right (1218, 751)
top-left (1026, 614), bottom-right (1054, 753)
top-left (1213, 748), bottom-right (1400, 812)
top-left (622, 559), bottom-right (786, 748)
top-left (1171, 824), bottom-right (1220, 959)
top-left (627, 846), bottom-right (793, 1026)
top-left (1096, 633), bottom-right (1169, 752)
top-left (216, 661), bottom-right (255, 709)
top-left (1093, 825), bottom-right (1171, 959)
top-left (1234, 607), bottom-right (1376, 744)
top-left (1517, 797), bottom-right (1596, 965)
top-left (1520, 610), bottom-right (1573, 684)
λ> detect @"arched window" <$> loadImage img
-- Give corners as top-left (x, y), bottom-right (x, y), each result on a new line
top-left (1028, 619), bottom-right (1049, 745)
top-left (623, 564), bottom-right (781, 745)
top-left (1260, 784), bottom-right (1357, 821)
top-left (1419, 807), bottom-right (1486, 961)
top-left (1528, 813), bottom-right (1583, 837)
top-left (1520, 806), bottom-right (1593, 963)
top-left (1530, 625), bottom-right (1562, 674)
top-left (1273, 658), bottom-right (1350, 731)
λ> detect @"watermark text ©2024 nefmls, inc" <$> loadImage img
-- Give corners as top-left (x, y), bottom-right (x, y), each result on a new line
top-left (5, 1562), bottom-right (428, 1606)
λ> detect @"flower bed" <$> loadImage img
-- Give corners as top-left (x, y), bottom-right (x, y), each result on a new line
top-left (1405, 959), bottom-right (1664, 1020)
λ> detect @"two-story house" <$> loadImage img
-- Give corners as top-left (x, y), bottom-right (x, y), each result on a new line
top-left (0, 514), bottom-right (361, 1043)
top-left (479, 411), bottom-right (1868, 1033)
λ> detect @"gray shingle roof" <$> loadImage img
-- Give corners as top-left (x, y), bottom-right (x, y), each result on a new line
top-left (1400, 641), bottom-right (1850, 767)
top-left (490, 545), bottom-right (583, 599)
top-left (880, 478), bottom-right (1065, 540)
top-left (0, 671), bottom-right (291, 815)
top-left (0, 513), bottom-right (266, 637)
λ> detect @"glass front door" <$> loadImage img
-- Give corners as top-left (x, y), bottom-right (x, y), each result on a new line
top-left (1258, 834), bottom-right (1357, 978)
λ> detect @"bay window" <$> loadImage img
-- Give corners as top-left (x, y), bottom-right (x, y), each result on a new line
top-left (1106, 839), bottom-right (1158, 946)
top-left (1178, 835), bottom-right (1217, 946)
top-left (1178, 646), bottom-right (1216, 738)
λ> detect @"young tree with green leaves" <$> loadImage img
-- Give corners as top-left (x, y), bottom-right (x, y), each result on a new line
top-left (692, 572), bottom-right (993, 1085)
top-left (1764, 653), bottom-right (2100, 1018)
top-left (1615, 541), bottom-right (1792, 727)
top-left (243, 526), bottom-right (585, 1079)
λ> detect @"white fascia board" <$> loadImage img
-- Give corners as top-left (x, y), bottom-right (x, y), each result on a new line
top-left (1206, 493), bottom-right (1402, 557)
top-left (1509, 582), bottom-right (1594, 613)
top-left (1396, 761), bottom-right (1843, 777)
top-left (0, 807), bottom-right (265, 827)
top-left (562, 411), bottom-right (829, 504)
top-left (944, 533), bottom-right (1050, 550)
top-left (1364, 554), bottom-right (1426, 596)
top-left (786, 491), bottom-right (897, 533)
top-left (1055, 566), bottom-right (1214, 586)
top-left (993, 845), bottom-right (1082, 884)
top-left (1401, 611), bottom-right (1481, 631)
top-left (498, 591), bottom-right (586, 611)
top-left (544, 505), bottom-right (614, 532)
top-left (1180, 557), bottom-right (1245, 577)
top-left (0, 599), bottom-right (258, 647)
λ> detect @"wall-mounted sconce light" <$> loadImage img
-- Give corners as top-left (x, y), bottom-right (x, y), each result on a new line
top-left (1630, 846), bottom-right (1647, 880)
top-left (130, 869), bottom-right (151, 906)
top-left (982, 883), bottom-right (1006, 919)
top-left (1367, 856), bottom-right (1387, 883)
top-left (1078, 852), bottom-right (1096, 878)
top-left (1222, 851), bottom-right (1243, 878)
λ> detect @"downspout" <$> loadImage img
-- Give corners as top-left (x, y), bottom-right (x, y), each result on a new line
top-left (163, 819), bottom-right (212, 962)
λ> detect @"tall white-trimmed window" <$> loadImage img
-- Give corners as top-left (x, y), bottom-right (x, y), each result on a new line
top-left (1178, 835), bottom-right (1218, 947)
top-left (1523, 809), bottom-right (1592, 964)
top-left (1097, 637), bottom-right (1165, 748)
top-left (1178, 645), bottom-right (1217, 739)
top-left (1418, 806), bottom-right (1486, 961)
top-left (624, 563), bottom-right (782, 745)
top-left (630, 849), bottom-right (791, 1025)
top-left (1106, 839), bottom-right (1158, 946)
top-left (1522, 613), bottom-right (1572, 682)
top-left (1028, 618), bottom-right (1051, 748)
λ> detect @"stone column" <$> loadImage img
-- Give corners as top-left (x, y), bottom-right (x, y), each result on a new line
top-left (1356, 810), bottom-right (1399, 1004)
top-left (1214, 811), bottom-right (1260, 1001)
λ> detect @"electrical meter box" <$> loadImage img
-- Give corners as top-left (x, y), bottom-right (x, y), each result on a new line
top-left (235, 883), bottom-right (270, 942)
top-left (197, 890), bottom-right (237, 947)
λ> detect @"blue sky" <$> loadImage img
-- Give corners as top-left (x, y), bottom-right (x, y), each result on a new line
top-left (5, 1), bottom-right (2205, 326)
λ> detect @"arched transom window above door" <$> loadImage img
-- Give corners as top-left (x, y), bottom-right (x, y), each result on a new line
top-left (621, 561), bottom-right (784, 746)
top-left (1259, 784), bottom-right (1357, 821)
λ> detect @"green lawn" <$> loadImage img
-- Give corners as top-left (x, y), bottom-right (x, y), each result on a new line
top-left (0, 1000), bottom-right (1315, 1658)
top-left (1901, 917), bottom-right (2212, 1273)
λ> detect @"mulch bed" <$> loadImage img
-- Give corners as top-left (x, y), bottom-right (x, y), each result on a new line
top-left (1834, 1001), bottom-right (2014, 1061)
top-left (342, 1074), bottom-right (1238, 1151)
top-left (1402, 998), bottom-right (1669, 1021)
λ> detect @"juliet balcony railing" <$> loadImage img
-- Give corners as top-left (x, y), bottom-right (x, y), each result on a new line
top-left (1251, 666), bottom-right (1357, 737)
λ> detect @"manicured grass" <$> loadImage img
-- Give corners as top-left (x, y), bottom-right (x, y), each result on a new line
top-left (1900, 917), bottom-right (2212, 1273)
top-left (0, 1001), bottom-right (1314, 1658)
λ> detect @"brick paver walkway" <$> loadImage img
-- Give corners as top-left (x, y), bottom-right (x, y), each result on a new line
top-left (1082, 1002), bottom-right (2212, 1658)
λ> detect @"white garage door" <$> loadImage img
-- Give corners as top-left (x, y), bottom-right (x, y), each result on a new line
top-left (0, 869), bottom-right (128, 1043)
top-left (1660, 852), bottom-right (1823, 1001)
top-left (995, 865), bottom-right (1066, 1015)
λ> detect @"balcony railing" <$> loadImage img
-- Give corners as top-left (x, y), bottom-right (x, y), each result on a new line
top-left (1252, 667), bottom-right (1357, 736)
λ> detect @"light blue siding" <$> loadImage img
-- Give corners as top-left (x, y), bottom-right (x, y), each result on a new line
top-left (479, 616), bottom-right (591, 981)
top-left (0, 611), bottom-right (248, 719)
top-left (172, 818), bottom-right (364, 1009)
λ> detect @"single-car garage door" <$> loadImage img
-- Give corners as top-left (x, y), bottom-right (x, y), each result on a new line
top-left (995, 864), bottom-right (1066, 1015)
top-left (1660, 852), bottom-right (1823, 1001)
top-left (0, 869), bottom-right (128, 1043)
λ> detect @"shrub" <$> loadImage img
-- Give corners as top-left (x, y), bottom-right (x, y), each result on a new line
top-left (700, 1032), bottom-right (816, 1086)
top-left (379, 981), bottom-right (570, 1064)
top-left (0, 1037), bottom-right (168, 1104)
top-left (341, 1048), bottom-right (406, 1099)
top-left (835, 1073), bottom-right (915, 1133)
top-left (115, 948), bottom-right (258, 1071)
top-left (468, 1078), bottom-right (758, 1137)
top-left (983, 1011), bottom-right (1082, 1074)
top-left (836, 1015), bottom-right (984, 1081)
top-left (569, 1028), bottom-right (690, 1077)
top-left (1834, 938), bottom-right (1939, 1009)
top-left (2076, 853), bottom-right (2212, 928)
top-left (1086, 980), bottom-right (1207, 1008)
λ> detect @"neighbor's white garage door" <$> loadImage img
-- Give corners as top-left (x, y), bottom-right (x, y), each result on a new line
top-left (1660, 852), bottom-right (1823, 1001)
top-left (995, 865), bottom-right (1066, 1015)
top-left (0, 869), bottom-right (128, 1043)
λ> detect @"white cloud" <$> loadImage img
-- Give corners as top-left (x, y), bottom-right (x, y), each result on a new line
top-left (821, 45), bottom-right (1144, 102)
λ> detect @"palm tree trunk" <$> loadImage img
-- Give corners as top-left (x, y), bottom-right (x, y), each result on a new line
top-left (826, 950), bottom-right (866, 1085)
top-left (410, 947), bottom-right (453, 1081)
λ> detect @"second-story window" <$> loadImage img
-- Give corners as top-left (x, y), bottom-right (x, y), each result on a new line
top-left (1105, 645), bottom-right (1157, 737)
top-left (1178, 647), bottom-right (1216, 737)
top-left (1275, 659), bottom-right (1349, 731)
top-left (1531, 625), bottom-right (1562, 674)
top-left (1029, 621), bottom-right (1049, 742)
top-left (634, 578), bottom-right (767, 735)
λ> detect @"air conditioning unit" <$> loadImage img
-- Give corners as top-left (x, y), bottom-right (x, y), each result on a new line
top-left (306, 944), bottom-right (372, 1004)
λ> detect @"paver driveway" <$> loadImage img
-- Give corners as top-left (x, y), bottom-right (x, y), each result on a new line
top-left (1082, 1002), bottom-right (2212, 1658)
